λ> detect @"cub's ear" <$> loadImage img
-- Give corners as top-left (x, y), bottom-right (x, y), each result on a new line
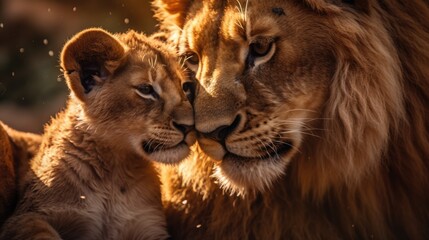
top-left (303, 0), bottom-right (369, 14)
top-left (60, 28), bottom-right (126, 102)
top-left (152, 0), bottom-right (191, 42)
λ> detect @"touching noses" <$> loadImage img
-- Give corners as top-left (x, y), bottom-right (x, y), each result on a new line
top-left (186, 54), bottom-right (245, 142)
top-left (171, 100), bottom-right (194, 135)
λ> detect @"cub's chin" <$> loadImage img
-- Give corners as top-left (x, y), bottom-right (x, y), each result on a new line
top-left (198, 137), bottom-right (297, 195)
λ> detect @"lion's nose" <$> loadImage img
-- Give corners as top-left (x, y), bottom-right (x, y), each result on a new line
top-left (172, 122), bottom-right (194, 135)
top-left (202, 115), bottom-right (241, 141)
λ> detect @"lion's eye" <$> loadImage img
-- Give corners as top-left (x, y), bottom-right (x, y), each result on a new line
top-left (135, 84), bottom-right (159, 100)
top-left (186, 52), bottom-right (199, 65)
top-left (246, 38), bottom-right (276, 68)
top-left (182, 81), bottom-right (195, 103)
top-left (184, 52), bottom-right (199, 72)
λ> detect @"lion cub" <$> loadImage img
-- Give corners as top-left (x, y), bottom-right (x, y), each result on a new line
top-left (0, 28), bottom-right (194, 240)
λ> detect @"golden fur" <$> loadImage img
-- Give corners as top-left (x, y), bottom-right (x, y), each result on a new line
top-left (0, 122), bottom-right (41, 225)
top-left (0, 28), bottom-right (194, 239)
top-left (0, 123), bottom-right (15, 225)
top-left (153, 0), bottom-right (429, 239)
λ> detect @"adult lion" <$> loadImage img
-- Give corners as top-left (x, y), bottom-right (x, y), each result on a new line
top-left (153, 0), bottom-right (429, 239)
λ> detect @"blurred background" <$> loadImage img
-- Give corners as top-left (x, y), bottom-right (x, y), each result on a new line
top-left (0, 0), bottom-right (156, 133)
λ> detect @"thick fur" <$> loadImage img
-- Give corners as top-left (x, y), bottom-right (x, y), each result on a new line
top-left (0, 28), bottom-right (194, 240)
top-left (0, 123), bottom-right (16, 226)
top-left (0, 123), bottom-right (41, 226)
top-left (153, 0), bottom-right (429, 239)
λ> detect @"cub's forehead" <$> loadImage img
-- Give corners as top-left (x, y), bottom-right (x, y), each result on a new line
top-left (114, 31), bottom-right (183, 83)
top-left (124, 50), bottom-right (184, 90)
top-left (116, 30), bottom-right (175, 59)
top-left (116, 30), bottom-right (153, 49)
top-left (127, 64), bottom-right (166, 84)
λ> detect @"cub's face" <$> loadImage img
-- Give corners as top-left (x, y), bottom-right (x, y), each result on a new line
top-left (154, 0), bottom-right (356, 192)
top-left (62, 29), bottom-right (195, 164)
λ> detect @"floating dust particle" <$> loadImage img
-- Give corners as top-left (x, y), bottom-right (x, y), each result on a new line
top-left (73, 7), bottom-right (77, 12)
top-left (181, 199), bottom-right (187, 205)
top-left (109, 12), bottom-right (112, 16)
top-left (19, 48), bottom-right (24, 53)
top-left (57, 77), bottom-right (62, 82)
top-left (0, 23), bottom-right (3, 28)
top-left (80, 195), bottom-right (86, 199)
top-left (11, 72), bottom-right (15, 77)
top-left (196, 224), bottom-right (202, 229)
top-left (48, 8), bottom-right (51, 12)
top-left (124, 18), bottom-right (130, 24)
top-left (43, 39), bottom-right (48, 45)
top-left (48, 50), bottom-right (54, 57)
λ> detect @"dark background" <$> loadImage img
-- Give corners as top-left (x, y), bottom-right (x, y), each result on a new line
top-left (0, 0), bottom-right (156, 133)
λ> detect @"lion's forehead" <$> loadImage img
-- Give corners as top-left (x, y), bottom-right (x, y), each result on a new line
top-left (182, 2), bottom-right (287, 92)
top-left (184, 1), bottom-right (286, 51)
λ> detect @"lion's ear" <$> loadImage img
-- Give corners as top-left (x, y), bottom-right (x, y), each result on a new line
top-left (60, 28), bottom-right (126, 102)
top-left (303, 0), bottom-right (369, 13)
top-left (152, 0), bottom-right (191, 42)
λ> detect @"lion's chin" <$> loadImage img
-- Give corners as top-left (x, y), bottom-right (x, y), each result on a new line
top-left (198, 138), bottom-right (295, 195)
top-left (213, 155), bottom-right (289, 196)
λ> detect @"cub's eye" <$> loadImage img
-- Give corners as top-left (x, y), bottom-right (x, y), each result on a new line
top-left (138, 84), bottom-right (153, 95)
top-left (246, 38), bottom-right (276, 68)
top-left (249, 41), bottom-right (273, 57)
top-left (184, 52), bottom-right (199, 72)
top-left (182, 81), bottom-right (195, 103)
top-left (135, 84), bottom-right (159, 100)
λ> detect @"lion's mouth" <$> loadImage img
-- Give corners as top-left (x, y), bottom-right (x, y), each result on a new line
top-left (224, 140), bottom-right (294, 162)
top-left (196, 136), bottom-right (294, 162)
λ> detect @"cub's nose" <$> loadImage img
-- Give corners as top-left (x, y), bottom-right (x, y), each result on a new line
top-left (171, 99), bottom-right (194, 135)
top-left (172, 122), bottom-right (194, 135)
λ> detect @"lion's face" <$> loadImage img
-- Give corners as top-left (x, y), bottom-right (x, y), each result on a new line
top-left (61, 29), bottom-right (195, 164)
top-left (171, 1), bottom-right (338, 192)
top-left (154, 0), bottom-right (404, 195)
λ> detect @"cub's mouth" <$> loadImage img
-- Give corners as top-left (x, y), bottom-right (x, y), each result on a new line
top-left (141, 132), bottom-right (196, 164)
top-left (142, 140), bottom-right (188, 154)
